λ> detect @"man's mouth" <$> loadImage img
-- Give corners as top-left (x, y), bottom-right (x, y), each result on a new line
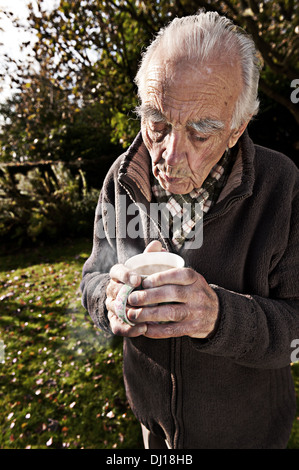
top-left (159, 173), bottom-right (184, 184)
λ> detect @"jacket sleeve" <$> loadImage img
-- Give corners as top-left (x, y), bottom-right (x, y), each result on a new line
top-left (193, 289), bottom-right (299, 369)
top-left (191, 185), bottom-right (299, 369)
top-left (80, 188), bottom-right (117, 334)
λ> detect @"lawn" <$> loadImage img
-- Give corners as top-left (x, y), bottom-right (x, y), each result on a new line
top-left (0, 238), bottom-right (143, 449)
top-left (0, 237), bottom-right (298, 449)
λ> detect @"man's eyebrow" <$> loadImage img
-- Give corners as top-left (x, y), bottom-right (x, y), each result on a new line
top-left (135, 105), bottom-right (225, 135)
top-left (188, 118), bottom-right (225, 135)
top-left (135, 105), bottom-right (168, 123)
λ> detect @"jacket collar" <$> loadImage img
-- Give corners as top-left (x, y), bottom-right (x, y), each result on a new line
top-left (118, 130), bottom-right (255, 206)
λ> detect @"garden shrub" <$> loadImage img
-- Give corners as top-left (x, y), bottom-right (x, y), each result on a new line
top-left (0, 163), bottom-right (99, 248)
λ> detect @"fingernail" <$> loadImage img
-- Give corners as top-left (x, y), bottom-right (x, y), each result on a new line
top-left (129, 274), bottom-right (139, 286)
top-left (129, 292), bottom-right (138, 305)
top-left (128, 309), bottom-right (137, 321)
top-left (139, 324), bottom-right (147, 335)
top-left (142, 278), bottom-right (152, 288)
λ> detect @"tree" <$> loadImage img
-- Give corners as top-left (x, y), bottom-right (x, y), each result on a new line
top-left (0, 0), bottom-right (298, 163)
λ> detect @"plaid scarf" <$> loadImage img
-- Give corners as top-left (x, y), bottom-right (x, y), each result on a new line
top-left (151, 150), bottom-right (232, 250)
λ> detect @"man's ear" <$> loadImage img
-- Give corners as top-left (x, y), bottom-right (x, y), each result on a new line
top-left (228, 119), bottom-right (250, 148)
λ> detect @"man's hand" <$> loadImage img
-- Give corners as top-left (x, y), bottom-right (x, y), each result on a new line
top-left (105, 269), bottom-right (148, 337)
top-left (105, 241), bottom-right (163, 337)
top-left (105, 241), bottom-right (219, 339)
top-left (127, 266), bottom-right (219, 339)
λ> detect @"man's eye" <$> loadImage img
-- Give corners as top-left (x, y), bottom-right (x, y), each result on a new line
top-left (153, 127), bottom-right (165, 134)
top-left (191, 134), bottom-right (209, 143)
top-left (150, 123), bottom-right (168, 132)
top-left (149, 123), bottom-right (170, 140)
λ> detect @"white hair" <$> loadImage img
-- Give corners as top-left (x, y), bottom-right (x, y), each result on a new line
top-left (135, 12), bottom-right (262, 129)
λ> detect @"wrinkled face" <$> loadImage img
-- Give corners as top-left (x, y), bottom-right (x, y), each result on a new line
top-left (140, 59), bottom-right (247, 194)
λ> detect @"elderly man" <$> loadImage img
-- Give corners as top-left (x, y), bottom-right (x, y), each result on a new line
top-left (81, 12), bottom-right (299, 449)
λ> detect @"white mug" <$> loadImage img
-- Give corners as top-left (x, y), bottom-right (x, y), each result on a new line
top-left (115, 251), bottom-right (185, 326)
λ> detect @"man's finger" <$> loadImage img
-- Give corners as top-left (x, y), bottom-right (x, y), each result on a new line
top-left (109, 263), bottom-right (141, 287)
top-left (143, 320), bottom-right (193, 339)
top-left (108, 311), bottom-right (148, 337)
top-left (127, 302), bottom-right (187, 324)
top-left (142, 267), bottom-right (198, 289)
top-left (127, 284), bottom-right (188, 307)
top-left (144, 240), bottom-right (166, 252)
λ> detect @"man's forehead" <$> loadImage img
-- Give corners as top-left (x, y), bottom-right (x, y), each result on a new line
top-left (142, 58), bottom-right (241, 127)
top-left (146, 57), bottom-right (237, 86)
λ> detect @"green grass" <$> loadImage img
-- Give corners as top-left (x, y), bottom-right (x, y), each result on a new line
top-left (0, 238), bottom-right (298, 449)
top-left (0, 238), bottom-right (143, 449)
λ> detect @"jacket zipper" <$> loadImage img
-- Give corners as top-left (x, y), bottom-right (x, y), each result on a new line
top-left (119, 179), bottom-right (181, 446)
top-left (118, 179), bottom-right (172, 250)
top-left (119, 180), bottom-right (251, 447)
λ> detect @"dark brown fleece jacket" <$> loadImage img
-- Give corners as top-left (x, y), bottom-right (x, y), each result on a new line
top-left (81, 131), bottom-right (299, 449)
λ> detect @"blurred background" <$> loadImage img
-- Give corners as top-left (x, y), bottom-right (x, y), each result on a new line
top-left (0, 0), bottom-right (298, 249)
top-left (0, 0), bottom-right (298, 450)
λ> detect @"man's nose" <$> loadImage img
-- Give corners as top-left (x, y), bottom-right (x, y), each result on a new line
top-left (162, 131), bottom-right (186, 166)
